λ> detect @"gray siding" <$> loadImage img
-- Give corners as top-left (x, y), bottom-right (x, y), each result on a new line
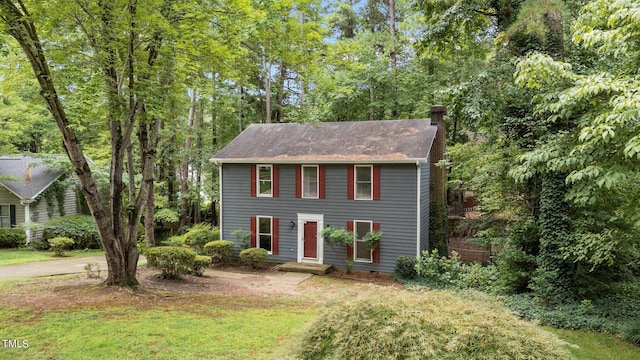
top-left (0, 187), bottom-right (25, 224)
top-left (29, 184), bottom-right (78, 241)
top-left (419, 155), bottom-right (431, 255)
top-left (221, 163), bottom-right (420, 273)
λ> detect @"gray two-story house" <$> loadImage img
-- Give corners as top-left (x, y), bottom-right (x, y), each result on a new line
top-left (211, 106), bottom-right (447, 273)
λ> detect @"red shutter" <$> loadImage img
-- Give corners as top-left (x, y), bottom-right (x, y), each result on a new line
top-left (250, 216), bottom-right (257, 247)
top-left (319, 165), bottom-right (326, 199)
top-left (272, 218), bottom-right (279, 255)
top-left (347, 166), bottom-right (354, 200)
top-left (373, 222), bottom-right (381, 263)
top-left (273, 165), bottom-right (279, 197)
top-left (373, 165), bottom-right (381, 200)
top-left (295, 165), bottom-right (302, 198)
top-left (346, 221), bottom-right (354, 260)
top-left (250, 165), bottom-right (257, 197)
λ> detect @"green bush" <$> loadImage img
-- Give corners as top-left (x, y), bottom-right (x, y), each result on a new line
top-left (145, 246), bottom-right (197, 279)
top-left (28, 239), bottom-right (50, 251)
top-left (204, 240), bottom-right (234, 264)
top-left (182, 224), bottom-right (219, 253)
top-left (0, 229), bottom-right (26, 248)
top-left (622, 321), bottom-right (640, 345)
top-left (160, 235), bottom-right (185, 247)
top-left (191, 255), bottom-right (212, 276)
top-left (48, 237), bottom-right (75, 256)
top-left (240, 247), bottom-right (269, 269)
top-left (42, 215), bottom-right (101, 249)
top-left (294, 289), bottom-right (572, 359)
top-left (394, 256), bottom-right (418, 280)
top-left (415, 249), bottom-right (465, 288)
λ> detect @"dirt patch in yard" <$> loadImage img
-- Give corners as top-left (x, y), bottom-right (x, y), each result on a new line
top-left (0, 263), bottom-right (400, 315)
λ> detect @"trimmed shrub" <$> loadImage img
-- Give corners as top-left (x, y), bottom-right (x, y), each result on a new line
top-left (240, 247), bottom-right (269, 269)
top-left (394, 256), bottom-right (418, 280)
top-left (28, 239), bottom-right (50, 251)
top-left (42, 215), bottom-right (101, 249)
top-left (160, 235), bottom-right (185, 247)
top-left (294, 289), bottom-right (572, 359)
top-left (191, 255), bottom-right (212, 276)
top-left (48, 237), bottom-right (75, 256)
top-left (182, 224), bottom-right (219, 253)
top-left (0, 229), bottom-right (26, 248)
top-left (145, 246), bottom-right (197, 279)
top-left (204, 240), bottom-right (234, 264)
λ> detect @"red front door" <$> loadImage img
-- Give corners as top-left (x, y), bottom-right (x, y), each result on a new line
top-left (303, 221), bottom-right (318, 259)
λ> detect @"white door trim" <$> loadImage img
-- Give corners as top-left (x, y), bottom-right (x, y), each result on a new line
top-left (297, 213), bottom-right (324, 264)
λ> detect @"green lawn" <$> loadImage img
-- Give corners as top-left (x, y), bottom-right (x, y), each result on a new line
top-left (0, 249), bottom-right (104, 266)
top-left (0, 290), bottom-right (313, 360)
top-left (547, 327), bottom-right (640, 360)
top-left (0, 275), bottom-right (638, 360)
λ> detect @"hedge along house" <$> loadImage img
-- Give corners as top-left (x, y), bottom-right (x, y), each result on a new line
top-left (0, 155), bottom-right (78, 242)
top-left (211, 106), bottom-right (447, 273)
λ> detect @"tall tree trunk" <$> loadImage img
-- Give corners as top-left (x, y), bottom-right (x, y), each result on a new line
top-left (389, 0), bottom-right (398, 118)
top-left (263, 47), bottom-right (272, 123)
top-left (275, 64), bottom-right (286, 123)
top-left (180, 89), bottom-right (196, 227)
top-left (533, 9), bottom-right (575, 304)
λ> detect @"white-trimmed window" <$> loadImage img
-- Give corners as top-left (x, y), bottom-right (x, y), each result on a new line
top-left (0, 205), bottom-right (11, 228)
top-left (353, 220), bottom-right (373, 262)
top-left (302, 165), bottom-right (319, 198)
top-left (354, 165), bottom-right (373, 200)
top-left (257, 216), bottom-right (273, 253)
top-left (257, 165), bottom-right (272, 197)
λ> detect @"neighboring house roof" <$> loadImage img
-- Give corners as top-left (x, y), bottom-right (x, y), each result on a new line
top-left (212, 119), bottom-right (438, 164)
top-left (0, 155), bottom-right (66, 201)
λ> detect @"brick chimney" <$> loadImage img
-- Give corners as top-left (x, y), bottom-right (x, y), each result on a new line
top-left (429, 105), bottom-right (448, 253)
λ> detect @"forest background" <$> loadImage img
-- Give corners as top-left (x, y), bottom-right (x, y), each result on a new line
top-left (1, 0), bottom-right (639, 342)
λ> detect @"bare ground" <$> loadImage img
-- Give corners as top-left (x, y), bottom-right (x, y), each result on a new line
top-left (0, 264), bottom-right (400, 314)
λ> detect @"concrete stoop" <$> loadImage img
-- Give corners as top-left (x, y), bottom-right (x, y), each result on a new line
top-left (275, 262), bottom-right (333, 275)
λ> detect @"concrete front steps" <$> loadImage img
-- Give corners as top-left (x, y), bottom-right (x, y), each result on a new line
top-left (275, 262), bottom-right (333, 275)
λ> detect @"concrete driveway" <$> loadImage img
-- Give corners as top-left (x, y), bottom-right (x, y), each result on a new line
top-left (0, 256), bottom-right (312, 286)
top-left (0, 255), bottom-right (110, 280)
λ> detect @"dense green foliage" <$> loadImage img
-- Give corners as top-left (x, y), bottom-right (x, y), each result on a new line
top-left (191, 255), bottom-right (212, 277)
top-left (0, 229), bottom-right (26, 248)
top-left (294, 288), bottom-right (572, 359)
top-left (239, 248), bottom-right (269, 269)
top-left (47, 237), bottom-right (75, 256)
top-left (204, 240), bottom-right (234, 264)
top-left (393, 255), bottom-right (418, 280)
top-left (182, 224), bottom-right (219, 254)
top-left (41, 215), bottom-right (101, 250)
top-left (145, 246), bottom-right (197, 279)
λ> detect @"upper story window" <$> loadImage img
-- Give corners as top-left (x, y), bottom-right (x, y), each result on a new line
top-left (302, 165), bottom-right (318, 198)
top-left (257, 165), bottom-right (272, 197)
top-left (355, 165), bottom-right (373, 200)
top-left (0, 205), bottom-right (11, 228)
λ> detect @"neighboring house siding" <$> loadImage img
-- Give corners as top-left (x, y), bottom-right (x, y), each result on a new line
top-left (28, 184), bottom-right (78, 241)
top-left (0, 187), bottom-right (25, 225)
top-left (221, 163), bottom-right (418, 273)
top-left (420, 155), bottom-right (431, 254)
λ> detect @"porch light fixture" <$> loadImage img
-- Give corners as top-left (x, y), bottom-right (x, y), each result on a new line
top-left (289, 221), bottom-right (296, 230)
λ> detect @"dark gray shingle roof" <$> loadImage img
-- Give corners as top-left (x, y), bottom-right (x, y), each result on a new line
top-left (0, 155), bottom-right (65, 201)
top-left (212, 119), bottom-right (437, 163)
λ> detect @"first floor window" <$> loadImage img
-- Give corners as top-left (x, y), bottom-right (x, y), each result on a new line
top-left (0, 205), bottom-right (12, 228)
top-left (257, 216), bottom-right (272, 253)
top-left (353, 220), bottom-right (373, 262)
